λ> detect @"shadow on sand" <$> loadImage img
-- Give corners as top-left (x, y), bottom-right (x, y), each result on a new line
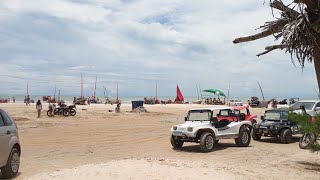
top-left (172, 142), bottom-right (250, 153)
top-left (257, 136), bottom-right (300, 144)
top-left (296, 161), bottom-right (320, 172)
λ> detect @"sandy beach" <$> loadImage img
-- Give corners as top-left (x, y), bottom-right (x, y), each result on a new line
top-left (0, 103), bottom-right (319, 180)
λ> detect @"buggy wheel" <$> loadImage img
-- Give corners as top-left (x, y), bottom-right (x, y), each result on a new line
top-left (252, 129), bottom-right (261, 141)
top-left (70, 109), bottom-right (76, 116)
top-left (235, 128), bottom-right (251, 147)
top-left (280, 129), bottom-right (292, 144)
top-left (200, 132), bottom-right (215, 152)
top-left (299, 133), bottom-right (316, 149)
top-left (170, 136), bottom-right (183, 149)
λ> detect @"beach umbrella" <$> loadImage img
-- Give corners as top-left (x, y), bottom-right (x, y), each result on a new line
top-left (203, 89), bottom-right (226, 97)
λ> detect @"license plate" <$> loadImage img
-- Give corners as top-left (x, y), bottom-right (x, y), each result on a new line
top-left (173, 131), bottom-right (183, 136)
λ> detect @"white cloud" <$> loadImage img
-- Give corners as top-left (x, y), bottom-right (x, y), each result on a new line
top-left (0, 0), bottom-right (317, 98)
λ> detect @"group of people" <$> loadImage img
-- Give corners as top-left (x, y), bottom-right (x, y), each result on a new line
top-left (205, 97), bottom-right (225, 105)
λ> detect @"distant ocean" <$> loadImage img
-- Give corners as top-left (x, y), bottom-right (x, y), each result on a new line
top-left (0, 95), bottom-right (317, 104)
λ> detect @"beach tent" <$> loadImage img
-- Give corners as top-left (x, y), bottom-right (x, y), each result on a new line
top-left (203, 89), bottom-right (226, 97)
top-left (175, 85), bottom-right (184, 102)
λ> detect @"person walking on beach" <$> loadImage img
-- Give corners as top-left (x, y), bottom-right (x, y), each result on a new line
top-left (13, 97), bottom-right (15, 103)
top-left (36, 100), bottom-right (42, 118)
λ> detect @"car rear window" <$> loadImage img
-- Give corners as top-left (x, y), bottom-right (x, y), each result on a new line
top-left (0, 110), bottom-right (13, 126)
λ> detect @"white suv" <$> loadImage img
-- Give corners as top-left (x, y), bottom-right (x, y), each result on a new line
top-left (290, 100), bottom-right (320, 116)
top-left (0, 109), bottom-right (21, 178)
top-left (170, 107), bottom-right (252, 152)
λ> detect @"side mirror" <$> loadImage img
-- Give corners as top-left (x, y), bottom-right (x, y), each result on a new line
top-left (185, 117), bottom-right (187, 121)
top-left (261, 116), bottom-right (264, 121)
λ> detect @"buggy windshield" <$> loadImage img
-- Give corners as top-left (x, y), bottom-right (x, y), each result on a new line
top-left (291, 102), bottom-right (315, 111)
top-left (264, 111), bottom-right (288, 120)
top-left (188, 110), bottom-right (211, 121)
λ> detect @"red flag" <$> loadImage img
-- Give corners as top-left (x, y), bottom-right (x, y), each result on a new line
top-left (175, 84), bottom-right (184, 102)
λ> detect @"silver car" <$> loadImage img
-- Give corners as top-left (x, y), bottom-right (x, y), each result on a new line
top-left (0, 109), bottom-right (20, 178)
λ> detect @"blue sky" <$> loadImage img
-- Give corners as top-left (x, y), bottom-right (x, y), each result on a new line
top-left (0, 0), bottom-right (317, 98)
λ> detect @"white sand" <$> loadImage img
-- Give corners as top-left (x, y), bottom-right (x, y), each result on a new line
top-left (28, 159), bottom-right (238, 180)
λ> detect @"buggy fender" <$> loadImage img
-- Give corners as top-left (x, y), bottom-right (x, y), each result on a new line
top-left (240, 123), bottom-right (252, 132)
top-left (195, 128), bottom-right (216, 139)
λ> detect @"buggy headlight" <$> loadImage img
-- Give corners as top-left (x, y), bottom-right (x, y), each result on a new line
top-left (187, 127), bottom-right (193, 132)
top-left (173, 126), bottom-right (177, 130)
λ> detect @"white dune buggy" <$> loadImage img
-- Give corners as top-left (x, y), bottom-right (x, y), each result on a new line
top-left (170, 107), bottom-right (252, 152)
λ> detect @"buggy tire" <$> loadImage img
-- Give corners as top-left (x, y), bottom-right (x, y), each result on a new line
top-left (252, 129), bottom-right (262, 141)
top-left (1, 147), bottom-right (20, 179)
top-left (235, 128), bottom-right (251, 147)
top-left (299, 133), bottom-right (316, 149)
top-left (47, 110), bottom-right (53, 117)
top-left (70, 109), bottom-right (76, 116)
top-left (200, 132), bottom-right (215, 152)
top-left (170, 136), bottom-right (183, 149)
top-left (280, 129), bottom-right (292, 144)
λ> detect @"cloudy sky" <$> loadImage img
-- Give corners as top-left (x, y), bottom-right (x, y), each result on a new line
top-left (0, 0), bottom-right (317, 98)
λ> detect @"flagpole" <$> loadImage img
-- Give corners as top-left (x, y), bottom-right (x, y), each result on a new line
top-left (156, 82), bottom-right (158, 101)
top-left (81, 74), bottom-right (83, 98)
top-left (54, 85), bottom-right (56, 100)
top-left (27, 81), bottom-right (29, 97)
top-left (116, 82), bottom-right (118, 100)
top-left (94, 76), bottom-right (97, 98)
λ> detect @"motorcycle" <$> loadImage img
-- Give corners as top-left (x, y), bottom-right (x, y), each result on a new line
top-left (298, 106), bottom-right (319, 149)
top-left (299, 132), bottom-right (318, 149)
top-left (57, 103), bottom-right (77, 116)
top-left (47, 107), bottom-right (68, 117)
top-left (65, 104), bottom-right (76, 116)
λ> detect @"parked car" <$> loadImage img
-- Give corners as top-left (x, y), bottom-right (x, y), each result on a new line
top-left (217, 105), bottom-right (257, 124)
top-left (0, 109), bottom-right (21, 178)
top-left (228, 99), bottom-right (243, 106)
top-left (248, 96), bottom-right (269, 108)
top-left (290, 100), bottom-right (320, 116)
top-left (252, 109), bottom-right (299, 144)
top-left (170, 107), bottom-right (252, 152)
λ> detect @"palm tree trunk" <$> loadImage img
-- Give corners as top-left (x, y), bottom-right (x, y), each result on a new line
top-left (313, 44), bottom-right (320, 97)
